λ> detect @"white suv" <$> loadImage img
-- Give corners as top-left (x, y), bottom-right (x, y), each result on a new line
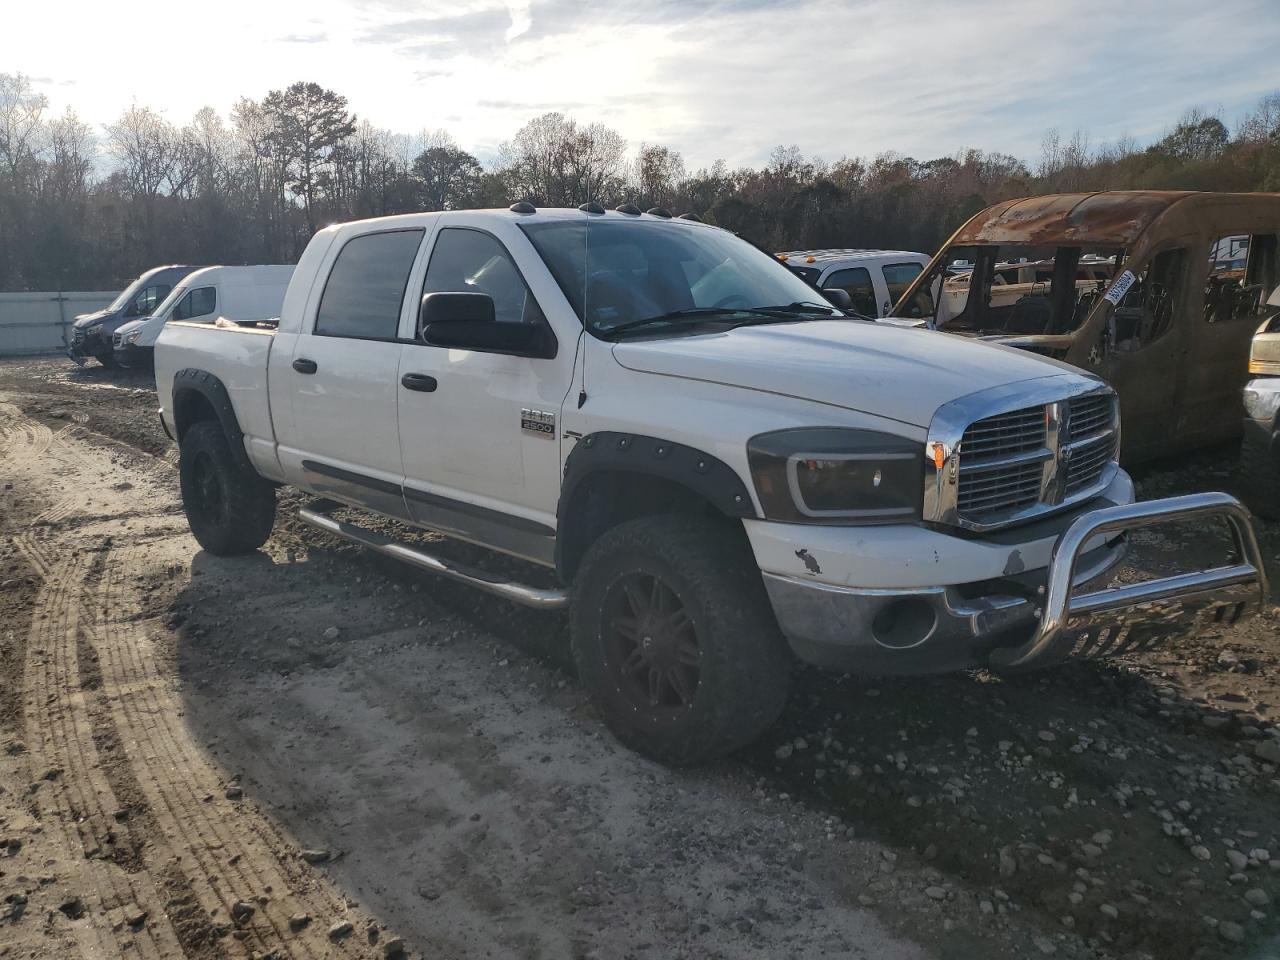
top-left (778, 249), bottom-right (931, 317)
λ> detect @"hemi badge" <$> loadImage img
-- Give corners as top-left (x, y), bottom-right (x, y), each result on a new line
top-left (520, 408), bottom-right (555, 438)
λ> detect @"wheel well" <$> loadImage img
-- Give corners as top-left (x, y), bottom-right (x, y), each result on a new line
top-left (556, 470), bottom-right (741, 581)
top-left (172, 389), bottom-right (220, 442)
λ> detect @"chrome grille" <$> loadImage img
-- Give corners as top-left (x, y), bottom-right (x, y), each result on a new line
top-left (72, 328), bottom-right (85, 345)
top-left (955, 406), bottom-right (1049, 522)
top-left (112, 330), bottom-right (123, 347)
top-left (1065, 392), bottom-right (1113, 442)
top-left (1065, 432), bottom-right (1118, 494)
top-left (940, 386), bottom-right (1120, 530)
top-left (957, 405), bottom-right (1045, 458)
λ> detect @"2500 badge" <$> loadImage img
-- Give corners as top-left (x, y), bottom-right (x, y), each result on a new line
top-left (520, 408), bottom-right (555, 438)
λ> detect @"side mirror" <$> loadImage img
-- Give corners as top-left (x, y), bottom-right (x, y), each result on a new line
top-left (822, 287), bottom-right (853, 311)
top-left (418, 291), bottom-right (495, 333)
top-left (419, 292), bottom-right (553, 357)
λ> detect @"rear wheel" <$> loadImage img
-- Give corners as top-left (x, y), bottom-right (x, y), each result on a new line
top-left (179, 420), bottom-right (276, 555)
top-left (571, 515), bottom-right (790, 765)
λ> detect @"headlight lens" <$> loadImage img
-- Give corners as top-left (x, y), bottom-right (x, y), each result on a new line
top-left (126, 330), bottom-right (141, 344)
top-left (747, 428), bottom-right (923, 523)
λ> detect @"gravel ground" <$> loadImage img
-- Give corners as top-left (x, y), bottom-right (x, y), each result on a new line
top-left (1, 354), bottom-right (1279, 960)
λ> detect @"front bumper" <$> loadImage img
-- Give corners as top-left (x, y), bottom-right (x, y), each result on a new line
top-left (113, 341), bottom-right (151, 368)
top-left (68, 327), bottom-right (109, 363)
top-left (763, 493), bottom-right (1267, 675)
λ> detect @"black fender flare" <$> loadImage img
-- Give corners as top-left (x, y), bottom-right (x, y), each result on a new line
top-left (171, 368), bottom-right (252, 471)
top-left (555, 432), bottom-right (758, 577)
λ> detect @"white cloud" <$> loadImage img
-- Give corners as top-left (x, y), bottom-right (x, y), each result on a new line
top-left (4, 0), bottom-right (1279, 170)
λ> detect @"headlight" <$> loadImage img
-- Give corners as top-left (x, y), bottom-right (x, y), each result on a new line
top-left (126, 330), bottom-right (142, 344)
top-left (747, 428), bottom-right (923, 523)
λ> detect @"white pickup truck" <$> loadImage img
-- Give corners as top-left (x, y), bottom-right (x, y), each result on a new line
top-left (154, 204), bottom-right (1269, 764)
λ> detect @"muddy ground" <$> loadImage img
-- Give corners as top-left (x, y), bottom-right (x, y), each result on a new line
top-left (1, 354), bottom-right (1278, 960)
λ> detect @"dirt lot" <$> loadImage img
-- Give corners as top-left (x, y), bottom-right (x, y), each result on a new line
top-left (1, 355), bottom-right (1279, 960)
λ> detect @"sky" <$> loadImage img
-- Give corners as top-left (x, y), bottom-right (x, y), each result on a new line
top-left (7, 0), bottom-right (1280, 170)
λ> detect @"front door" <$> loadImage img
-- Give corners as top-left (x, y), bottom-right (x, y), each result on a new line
top-left (283, 227), bottom-right (426, 518)
top-left (1091, 245), bottom-right (1190, 460)
top-left (396, 221), bottom-right (571, 565)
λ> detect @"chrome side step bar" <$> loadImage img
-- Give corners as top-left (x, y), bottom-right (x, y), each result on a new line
top-left (297, 507), bottom-right (569, 610)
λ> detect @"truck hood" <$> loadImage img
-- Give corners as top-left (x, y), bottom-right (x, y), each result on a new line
top-left (611, 319), bottom-right (1086, 428)
top-left (73, 309), bottom-right (112, 329)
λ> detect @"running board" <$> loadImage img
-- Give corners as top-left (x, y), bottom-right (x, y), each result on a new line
top-left (297, 507), bottom-right (569, 610)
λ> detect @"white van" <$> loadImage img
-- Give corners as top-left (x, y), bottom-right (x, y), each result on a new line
top-left (113, 265), bottom-right (294, 367)
top-left (777, 249), bottom-right (931, 317)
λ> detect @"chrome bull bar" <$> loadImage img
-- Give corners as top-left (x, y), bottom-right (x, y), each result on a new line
top-left (989, 492), bottom-right (1268, 670)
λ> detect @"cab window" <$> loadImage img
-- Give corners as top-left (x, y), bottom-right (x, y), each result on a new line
top-left (422, 228), bottom-right (545, 325)
top-left (316, 229), bottom-right (426, 339)
top-left (173, 286), bottom-right (217, 321)
top-left (128, 283), bottom-right (172, 317)
top-left (1112, 248), bottom-right (1187, 351)
top-left (821, 267), bottom-right (876, 316)
top-left (881, 262), bottom-right (923, 306)
top-left (1205, 234), bottom-right (1279, 323)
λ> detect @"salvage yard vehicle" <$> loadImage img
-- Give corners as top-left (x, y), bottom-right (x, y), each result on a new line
top-left (776, 248), bottom-right (930, 317)
top-left (887, 192), bottom-right (1280, 462)
top-left (112, 265), bottom-right (294, 368)
top-left (68, 264), bottom-right (200, 367)
top-left (1240, 294), bottom-right (1280, 518)
top-left (154, 204), bottom-right (1267, 764)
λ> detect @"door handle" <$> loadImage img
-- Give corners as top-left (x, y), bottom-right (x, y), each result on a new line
top-left (292, 358), bottom-right (318, 374)
top-left (401, 373), bottom-right (438, 393)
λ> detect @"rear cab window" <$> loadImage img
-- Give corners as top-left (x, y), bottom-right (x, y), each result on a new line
top-left (315, 229), bottom-right (426, 339)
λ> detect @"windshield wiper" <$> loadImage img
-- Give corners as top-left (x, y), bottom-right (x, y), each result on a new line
top-left (603, 307), bottom-right (760, 338)
top-left (750, 301), bottom-right (841, 315)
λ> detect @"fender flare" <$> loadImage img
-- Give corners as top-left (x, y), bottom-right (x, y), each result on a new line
top-left (555, 431), bottom-right (758, 577)
top-left (171, 368), bottom-right (252, 471)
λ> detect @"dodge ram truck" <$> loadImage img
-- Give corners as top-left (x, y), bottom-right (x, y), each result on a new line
top-left (154, 204), bottom-right (1269, 764)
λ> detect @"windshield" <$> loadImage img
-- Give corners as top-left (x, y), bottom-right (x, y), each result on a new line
top-left (107, 274), bottom-right (151, 312)
top-left (897, 244), bottom-right (1118, 337)
top-left (520, 218), bottom-right (837, 337)
top-left (148, 282), bottom-right (190, 322)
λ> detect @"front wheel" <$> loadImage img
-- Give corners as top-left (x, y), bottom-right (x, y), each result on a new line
top-left (571, 515), bottom-right (791, 765)
top-left (179, 420), bottom-right (276, 555)
top-left (1240, 425), bottom-right (1280, 520)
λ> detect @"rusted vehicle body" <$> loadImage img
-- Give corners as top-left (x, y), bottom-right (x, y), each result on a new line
top-left (888, 192), bottom-right (1280, 461)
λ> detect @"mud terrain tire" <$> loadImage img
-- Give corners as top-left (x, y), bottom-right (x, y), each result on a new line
top-left (571, 515), bottom-right (790, 765)
top-left (1240, 425), bottom-right (1280, 520)
top-left (179, 420), bottom-right (276, 555)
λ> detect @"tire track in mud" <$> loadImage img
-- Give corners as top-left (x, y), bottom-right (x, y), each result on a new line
top-left (0, 400), bottom-right (53, 460)
top-left (92, 541), bottom-right (345, 959)
top-left (17, 542), bottom-right (188, 959)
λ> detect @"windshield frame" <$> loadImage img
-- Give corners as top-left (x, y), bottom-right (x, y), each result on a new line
top-left (106, 274), bottom-right (151, 313)
top-left (518, 216), bottom-right (840, 340)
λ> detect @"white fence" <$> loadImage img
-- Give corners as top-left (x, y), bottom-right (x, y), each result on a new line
top-left (0, 291), bottom-right (121, 356)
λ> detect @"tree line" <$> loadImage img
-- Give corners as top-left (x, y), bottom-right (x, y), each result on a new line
top-left (2, 72), bottom-right (1280, 291)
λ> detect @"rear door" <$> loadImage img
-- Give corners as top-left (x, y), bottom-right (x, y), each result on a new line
top-left (282, 227), bottom-right (426, 519)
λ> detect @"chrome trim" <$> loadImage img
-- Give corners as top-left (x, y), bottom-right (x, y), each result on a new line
top-left (298, 508), bottom-right (568, 610)
top-left (924, 374), bottom-right (1118, 532)
top-left (989, 492), bottom-right (1267, 670)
